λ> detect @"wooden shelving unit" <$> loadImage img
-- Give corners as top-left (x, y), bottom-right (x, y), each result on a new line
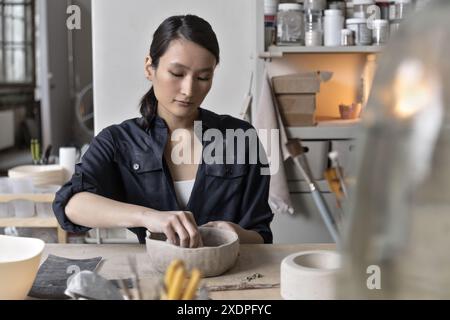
top-left (0, 193), bottom-right (67, 243)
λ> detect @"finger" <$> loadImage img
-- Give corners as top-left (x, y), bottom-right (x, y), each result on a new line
top-left (172, 217), bottom-right (190, 248)
top-left (180, 213), bottom-right (201, 248)
top-left (164, 223), bottom-right (178, 246)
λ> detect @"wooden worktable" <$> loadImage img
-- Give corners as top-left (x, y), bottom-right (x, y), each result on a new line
top-left (42, 243), bottom-right (335, 300)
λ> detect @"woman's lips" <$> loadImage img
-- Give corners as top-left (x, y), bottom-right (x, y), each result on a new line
top-left (174, 100), bottom-right (193, 107)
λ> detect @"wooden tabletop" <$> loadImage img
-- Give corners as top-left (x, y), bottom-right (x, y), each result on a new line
top-left (42, 243), bottom-right (335, 300)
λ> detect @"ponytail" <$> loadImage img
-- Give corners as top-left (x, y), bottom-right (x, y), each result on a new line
top-left (139, 86), bottom-right (157, 129)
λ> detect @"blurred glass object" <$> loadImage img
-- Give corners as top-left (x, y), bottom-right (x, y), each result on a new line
top-left (338, 0), bottom-right (450, 299)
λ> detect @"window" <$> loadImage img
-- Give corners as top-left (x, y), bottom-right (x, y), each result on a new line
top-left (0, 0), bottom-right (35, 107)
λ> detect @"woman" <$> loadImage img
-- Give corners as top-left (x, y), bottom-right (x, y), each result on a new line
top-left (53, 15), bottom-right (273, 248)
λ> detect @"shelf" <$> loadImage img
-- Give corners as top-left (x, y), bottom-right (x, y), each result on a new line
top-left (267, 45), bottom-right (384, 55)
top-left (0, 217), bottom-right (58, 228)
top-left (0, 192), bottom-right (66, 243)
top-left (286, 118), bottom-right (362, 140)
top-left (0, 193), bottom-right (55, 203)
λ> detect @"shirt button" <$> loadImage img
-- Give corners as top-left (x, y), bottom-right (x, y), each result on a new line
top-left (133, 163), bottom-right (140, 171)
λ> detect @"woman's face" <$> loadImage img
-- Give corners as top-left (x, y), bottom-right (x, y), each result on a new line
top-left (145, 38), bottom-right (217, 121)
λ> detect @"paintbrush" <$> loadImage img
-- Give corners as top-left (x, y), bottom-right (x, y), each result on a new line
top-left (286, 139), bottom-right (341, 247)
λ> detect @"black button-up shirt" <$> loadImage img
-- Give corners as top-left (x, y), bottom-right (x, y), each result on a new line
top-left (53, 108), bottom-right (274, 244)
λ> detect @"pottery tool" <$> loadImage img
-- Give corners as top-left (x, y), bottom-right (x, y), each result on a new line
top-left (162, 259), bottom-right (202, 300)
top-left (328, 151), bottom-right (349, 199)
top-left (286, 139), bottom-right (340, 246)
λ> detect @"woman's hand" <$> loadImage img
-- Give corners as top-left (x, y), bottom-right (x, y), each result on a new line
top-left (142, 210), bottom-right (202, 248)
top-left (202, 221), bottom-right (264, 244)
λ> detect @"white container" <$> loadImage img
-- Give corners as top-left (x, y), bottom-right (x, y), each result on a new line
top-left (59, 147), bottom-right (78, 182)
top-left (324, 9), bottom-right (344, 46)
top-left (304, 9), bottom-right (323, 46)
top-left (0, 178), bottom-right (14, 218)
top-left (303, 0), bottom-right (327, 11)
top-left (395, 0), bottom-right (413, 19)
top-left (353, 0), bottom-right (375, 18)
top-left (346, 1), bottom-right (355, 18)
top-left (390, 18), bottom-right (402, 35)
top-left (346, 18), bottom-right (372, 45)
top-left (277, 3), bottom-right (304, 45)
top-left (372, 19), bottom-right (389, 45)
top-left (9, 178), bottom-right (35, 218)
top-left (264, 0), bottom-right (279, 15)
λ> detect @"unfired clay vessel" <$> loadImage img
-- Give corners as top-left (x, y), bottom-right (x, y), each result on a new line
top-left (145, 226), bottom-right (239, 277)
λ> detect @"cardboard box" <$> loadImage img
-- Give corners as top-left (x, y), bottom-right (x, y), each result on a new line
top-left (276, 94), bottom-right (316, 113)
top-left (272, 73), bottom-right (321, 94)
top-left (272, 73), bottom-right (321, 127)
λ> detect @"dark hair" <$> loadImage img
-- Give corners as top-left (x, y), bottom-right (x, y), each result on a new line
top-left (140, 15), bottom-right (220, 127)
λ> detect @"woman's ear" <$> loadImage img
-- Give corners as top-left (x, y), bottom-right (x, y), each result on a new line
top-left (144, 55), bottom-right (153, 81)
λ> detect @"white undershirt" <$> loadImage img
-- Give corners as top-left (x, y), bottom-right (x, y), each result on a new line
top-left (173, 179), bottom-right (195, 210)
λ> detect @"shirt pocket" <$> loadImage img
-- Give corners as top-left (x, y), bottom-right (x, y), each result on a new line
top-left (114, 147), bottom-right (162, 175)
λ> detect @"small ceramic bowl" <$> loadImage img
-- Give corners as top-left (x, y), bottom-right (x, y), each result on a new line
top-left (0, 235), bottom-right (45, 300)
top-left (145, 226), bottom-right (239, 277)
top-left (280, 250), bottom-right (341, 300)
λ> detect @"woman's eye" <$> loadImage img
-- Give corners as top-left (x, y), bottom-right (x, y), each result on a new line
top-left (198, 76), bottom-right (211, 81)
top-left (169, 71), bottom-right (183, 77)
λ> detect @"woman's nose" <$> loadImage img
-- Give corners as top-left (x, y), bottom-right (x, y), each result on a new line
top-left (180, 76), bottom-right (194, 98)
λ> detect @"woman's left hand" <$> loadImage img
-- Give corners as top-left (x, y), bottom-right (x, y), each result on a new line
top-left (201, 221), bottom-right (264, 244)
top-left (202, 221), bottom-right (241, 235)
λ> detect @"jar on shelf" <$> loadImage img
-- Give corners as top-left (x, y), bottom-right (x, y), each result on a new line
top-left (346, 18), bottom-right (372, 45)
top-left (372, 19), bottom-right (389, 45)
top-left (390, 18), bottom-right (402, 35)
top-left (304, 9), bottom-right (323, 46)
top-left (341, 29), bottom-right (355, 46)
top-left (277, 3), bottom-right (304, 45)
top-left (324, 9), bottom-right (344, 46)
top-left (303, 0), bottom-right (327, 11)
top-left (395, 0), bottom-right (413, 19)
top-left (264, 0), bottom-right (279, 49)
top-left (353, 0), bottom-right (375, 18)
top-left (375, 0), bottom-right (392, 20)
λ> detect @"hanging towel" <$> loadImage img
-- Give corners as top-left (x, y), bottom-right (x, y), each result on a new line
top-left (254, 67), bottom-right (294, 215)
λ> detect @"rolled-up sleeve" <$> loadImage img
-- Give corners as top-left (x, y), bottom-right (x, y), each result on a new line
top-left (52, 128), bottom-right (122, 233)
top-left (238, 144), bottom-right (274, 244)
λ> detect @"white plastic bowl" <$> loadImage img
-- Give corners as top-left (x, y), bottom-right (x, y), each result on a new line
top-left (0, 235), bottom-right (45, 300)
top-left (8, 165), bottom-right (65, 186)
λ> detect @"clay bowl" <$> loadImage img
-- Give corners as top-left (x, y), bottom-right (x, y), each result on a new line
top-left (0, 235), bottom-right (45, 300)
top-left (145, 227), bottom-right (239, 277)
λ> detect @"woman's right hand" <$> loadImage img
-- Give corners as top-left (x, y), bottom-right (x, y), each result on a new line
top-left (142, 210), bottom-right (202, 248)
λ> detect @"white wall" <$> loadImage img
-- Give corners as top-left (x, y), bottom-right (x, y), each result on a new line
top-left (92, 0), bottom-right (257, 133)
